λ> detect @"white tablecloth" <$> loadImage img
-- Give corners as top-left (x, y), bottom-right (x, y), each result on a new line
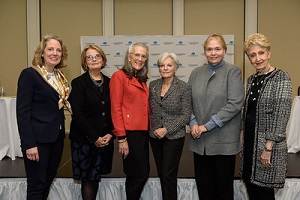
top-left (0, 97), bottom-right (23, 160)
top-left (0, 178), bottom-right (299, 200)
top-left (287, 96), bottom-right (300, 153)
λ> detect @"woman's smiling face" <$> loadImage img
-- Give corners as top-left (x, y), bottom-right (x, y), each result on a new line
top-left (128, 46), bottom-right (148, 71)
top-left (43, 39), bottom-right (62, 68)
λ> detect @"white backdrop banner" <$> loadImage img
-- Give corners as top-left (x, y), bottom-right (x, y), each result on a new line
top-left (80, 35), bottom-right (234, 83)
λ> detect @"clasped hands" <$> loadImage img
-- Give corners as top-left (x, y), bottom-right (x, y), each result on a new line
top-left (191, 124), bottom-right (207, 139)
top-left (94, 134), bottom-right (113, 147)
top-left (154, 128), bottom-right (167, 139)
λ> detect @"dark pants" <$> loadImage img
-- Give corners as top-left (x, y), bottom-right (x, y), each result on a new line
top-left (244, 179), bottom-right (275, 200)
top-left (23, 131), bottom-right (64, 200)
top-left (150, 137), bottom-right (184, 200)
top-left (194, 153), bottom-right (235, 200)
top-left (123, 130), bottom-right (149, 200)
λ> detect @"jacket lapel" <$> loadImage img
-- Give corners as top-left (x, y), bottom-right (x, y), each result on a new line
top-left (131, 77), bottom-right (148, 95)
top-left (31, 66), bottom-right (60, 98)
top-left (83, 72), bottom-right (102, 98)
top-left (162, 76), bottom-right (178, 100)
top-left (154, 79), bottom-right (163, 100)
top-left (152, 77), bottom-right (178, 101)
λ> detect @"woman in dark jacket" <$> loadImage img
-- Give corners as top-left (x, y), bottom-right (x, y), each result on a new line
top-left (69, 45), bottom-right (114, 200)
top-left (149, 52), bottom-right (191, 200)
top-left (17, 35), bottom-right (70, 200)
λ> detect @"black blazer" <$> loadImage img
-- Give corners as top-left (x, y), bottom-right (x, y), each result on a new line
top-left (69, 72), bottom-right (114, 144)
top-left (16, 67), bottom-right (65, 151)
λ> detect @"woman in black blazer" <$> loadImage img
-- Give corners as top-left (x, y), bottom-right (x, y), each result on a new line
top-left (16, 35), bottom-right (70, 200)
top-left (69, 45), bottom-right (114, 200)
top-left (149, 52), bottom-right (192, 200)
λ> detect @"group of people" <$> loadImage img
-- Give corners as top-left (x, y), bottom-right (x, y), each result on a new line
top-left (16, 32), bottom-right (292, 200)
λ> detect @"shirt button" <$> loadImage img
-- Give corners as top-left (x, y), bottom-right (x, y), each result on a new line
top-left (102, 112), bottom-right (105, 116)
top-left (102, 101), bottom-right (105, 104)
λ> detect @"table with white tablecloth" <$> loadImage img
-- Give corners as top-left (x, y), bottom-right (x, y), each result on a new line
top-left (0, 97), bottom-right (23, 160)
top-left (287, 96), bottom-right (300, 153)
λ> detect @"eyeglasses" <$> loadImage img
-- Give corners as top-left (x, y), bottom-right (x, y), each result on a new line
top-left (130, 53), bottom-right (148, 61)
top-left (205, 47), bottom-right (223, 54)
top-left (86, 54), bottom-right (101, 61)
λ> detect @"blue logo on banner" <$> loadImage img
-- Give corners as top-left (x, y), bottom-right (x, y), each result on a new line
top-left (189, 52), bottom-right (198, 57)
top-left (101, 41), bottom-right (109, 46)
top-left (177, 41), bottom-right (184, 45)
top-left (151, 41), bottom-right (160, 46)
top-left (152, 63), bottom-right (158, 68)
top-left (229, 41), bottom-right (234, 45)
top-left (127, 41), bottom-right (133, 45)
top-left (114, 52), bottom-right (122, 57)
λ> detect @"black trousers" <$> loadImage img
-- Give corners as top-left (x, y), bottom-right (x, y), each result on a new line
top-left (123, 130), bottom-right (149, 200)
top-left (194, 153), bottom-right (236, 200)
top-left (150, 137), bottom-right (185, 200)
top-left (23, 131), bottom-right (64, 200)
top-left (244, 179), bottom-right (275, 200)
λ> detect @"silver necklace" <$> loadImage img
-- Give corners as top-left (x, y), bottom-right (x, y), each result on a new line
top-left (253, 66), bottom-right (271, 85)
top-left (89, 72), bottom-right (103, 88)
top-left (255, 74), bottom-right (265, 85)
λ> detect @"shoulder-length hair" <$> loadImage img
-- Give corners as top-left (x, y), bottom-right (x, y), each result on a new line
top-left (81, 45), bottom-right (107, 71)
top-left (122, 42), bottom-right (149, 82)
top-left (32, 34), bottom-right (68, 68)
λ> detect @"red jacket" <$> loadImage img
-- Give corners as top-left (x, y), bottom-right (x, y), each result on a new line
top-left (109, 70), bottom-right (150, 137)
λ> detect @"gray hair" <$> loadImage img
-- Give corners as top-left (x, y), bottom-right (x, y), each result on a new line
top-left (122, 42), bottom-right (149, 82)
top-left (157, 52), bottom-right (180, 69)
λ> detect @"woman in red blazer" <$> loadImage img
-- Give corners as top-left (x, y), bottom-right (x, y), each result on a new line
top-left (110, 42), bottom-right (150, 200)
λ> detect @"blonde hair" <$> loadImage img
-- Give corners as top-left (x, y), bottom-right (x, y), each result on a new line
top-left (244, 33), bottom-right (271, 54)
top-left (32, 34), bottom-right (68, 68)
top-left (204, 33), bottom-right (227, 53)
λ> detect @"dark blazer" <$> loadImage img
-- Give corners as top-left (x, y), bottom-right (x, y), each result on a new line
top-left (69, 71), bottom-right (114, 144)
top-left (16, 67), bottom-right (65, 151)
top-left (149, 76), bottom-right (192, 139)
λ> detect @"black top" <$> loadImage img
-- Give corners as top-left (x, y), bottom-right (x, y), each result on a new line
top-left (69, 71), bottom-right (114, 143)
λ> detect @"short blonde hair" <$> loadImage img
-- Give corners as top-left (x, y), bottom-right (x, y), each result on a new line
top-left (244, 33), bottom-right (271, 54)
